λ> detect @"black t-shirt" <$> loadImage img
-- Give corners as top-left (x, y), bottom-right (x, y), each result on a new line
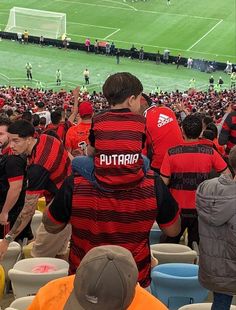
top-left (0, 154), bottom-right (27, 218)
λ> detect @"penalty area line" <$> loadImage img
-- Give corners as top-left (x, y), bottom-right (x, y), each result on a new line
top-left (187, 19), bottom-right (223, 51)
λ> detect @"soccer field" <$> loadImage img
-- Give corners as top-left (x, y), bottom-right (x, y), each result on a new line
top-left (0, 0), bottom-right (235, 63)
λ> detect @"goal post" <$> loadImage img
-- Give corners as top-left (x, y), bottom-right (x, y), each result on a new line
top-left (5, 7), bottom-right (66, 39)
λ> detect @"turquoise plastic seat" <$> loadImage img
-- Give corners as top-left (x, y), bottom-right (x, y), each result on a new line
top-left (151, 263), bottom-right (208, 310)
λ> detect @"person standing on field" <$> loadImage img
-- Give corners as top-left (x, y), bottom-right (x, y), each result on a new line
top-left (83, 68), bottom-right (90, 85)
top-left (56, 69), bottom-right (62, 86)
top-left (23, 30), bottom-right (29, 44)
top-left (25, 62), bottom-right (32, 80)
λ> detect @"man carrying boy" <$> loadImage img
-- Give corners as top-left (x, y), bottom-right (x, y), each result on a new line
top-left (72, 72), bottom-right (149, 190)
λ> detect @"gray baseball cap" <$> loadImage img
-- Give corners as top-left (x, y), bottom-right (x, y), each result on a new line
top-left (64, 245), bottom-right (138, 310)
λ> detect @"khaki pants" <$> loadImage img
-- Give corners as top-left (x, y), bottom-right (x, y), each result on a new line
top-left (31, 223), bottom-right (71, 257)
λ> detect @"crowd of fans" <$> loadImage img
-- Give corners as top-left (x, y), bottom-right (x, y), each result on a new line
top-left (0, 74), bottom-right (235, 310)
top-left (0, 85), bottom-right (235, 122)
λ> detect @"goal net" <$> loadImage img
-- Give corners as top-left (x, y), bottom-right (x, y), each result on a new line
top-left (4, 7), bottom-right (66, 39)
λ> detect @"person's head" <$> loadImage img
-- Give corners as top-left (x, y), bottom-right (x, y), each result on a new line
top-left (64, 245), bottom-right (138, 310)
top-left (39, 117), bottom-right (46, 126)
top-left (102, 72), bottom-right (143, 113)
top-left (0, 117), bottom-right (11, 149)
top-left (51, 110), bottom-right (62, 125)
top-left (206, 122), bottom-right (218, 139)
top-left (32, 114), bottom-right (40, 127)
top-left (78, 101), bottom-right (93, 120)
top-left (22, 111), bottom-right (32, 123)
top-left (229, 146), bottom-right (236, 176)
top-left (202, 129), bottom-right (215, 141)
top-left (182, 114), bottom-right (202, 139)
top-left (37, 101), bottom-right (45, 110)
top-left (7, 120), bottom-right (35, 155)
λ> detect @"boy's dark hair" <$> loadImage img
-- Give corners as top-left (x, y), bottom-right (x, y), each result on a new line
top-left (22, 111), bottom-right (32, 123)
top-left (8, 120), bottom-right (35, 137)
top-left (51, 110), bottom-right (62, 125)
top-left (182, 114), bottom-right (202, 139)
top-left (0, 117), bottom-right (11, 127)
top-left (206, 122), bottom-right (218, 139)
top-left (202, 129), bottom-right (215, 141)
top-left (32, 114), bottom-right (40, 127)
top-left (102, 72), bottom-right (143, 105)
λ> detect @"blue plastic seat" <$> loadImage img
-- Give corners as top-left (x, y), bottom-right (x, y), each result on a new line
top-left (151, 263), bottom-right (208, 310)
top-left (149, 227), bottom-right (162, 245)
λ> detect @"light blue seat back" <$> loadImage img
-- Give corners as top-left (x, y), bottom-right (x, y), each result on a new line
top-left (151, 263), bottom-right (208, 310)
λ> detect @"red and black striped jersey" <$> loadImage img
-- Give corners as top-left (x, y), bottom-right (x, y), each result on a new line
top-left (27, 134), bottom-right (71, 202)
top-left (89, 108), bottom-right (146, 190)
top-left (219, 111), bottom-right (236, 154)
top-left (160, 141), bottom-right (228, 210)
top-left (47, 171), bottom-right (179, 287)
top-left (45, 121), bottom-right (72, 143)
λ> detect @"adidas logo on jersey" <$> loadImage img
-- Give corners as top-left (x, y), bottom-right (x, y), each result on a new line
top-left (157, 113), bottom-right (173, 127)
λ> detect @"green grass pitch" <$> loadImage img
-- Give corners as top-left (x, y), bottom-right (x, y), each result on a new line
top-left (0, 0), bottom-right (235, 62)
top-left (0, 0), bottom-right (234, 92)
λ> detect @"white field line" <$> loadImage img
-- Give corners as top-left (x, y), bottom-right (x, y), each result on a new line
top-left (0, 73), bottom-right (9, 81)
top-left (68, 21), bottom-right (117, 30)
top-left (187, 19), bottom-right (223, 51)
top-left (54, 0), bottom-right (220, 20)
top-left (103, 28), bottom-right (120, 40)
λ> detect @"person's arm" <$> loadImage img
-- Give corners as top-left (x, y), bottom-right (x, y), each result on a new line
top-left (217, 112), bottom-right (229, 135)
top-left (86, 123), bottom-right (95, 156)
top-left (175, 101), bottom-right (189, 121)
top-left (68, 86), bottom-right (80, 124)
top-left (0, 192), bottom-right (39, 260)
top-left (0, 155), bottom-right (26, 225)
top-left (0, 180), bottom-right (23, 225)
top-left (155, 174), bottom-right (181, 237)
top-left (218, 114), bottom-right (231, 146)
top-left (160, 175), bottom-right (170, 186)
top-left (160, 151), bottom-right (171, 186)
top-left (143, 126), bottom-right (153, 160)
top-left (162, 217), bottom-right (181, 237)
top-left (43, 176), bottom-right (73, 234)
top-left (212, 149), bottom-right (230, 175)
top-left (0, 164), bottom-right (51, 259)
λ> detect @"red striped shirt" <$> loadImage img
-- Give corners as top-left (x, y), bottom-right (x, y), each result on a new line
top-left (160, 141), bottom-right (227, 210)
top-left (91, 109), bottom-right (146, 190)
top-left (28, 135), bottom-right (71, 198)
top-left (47, 171), bottom-right (179, 287)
